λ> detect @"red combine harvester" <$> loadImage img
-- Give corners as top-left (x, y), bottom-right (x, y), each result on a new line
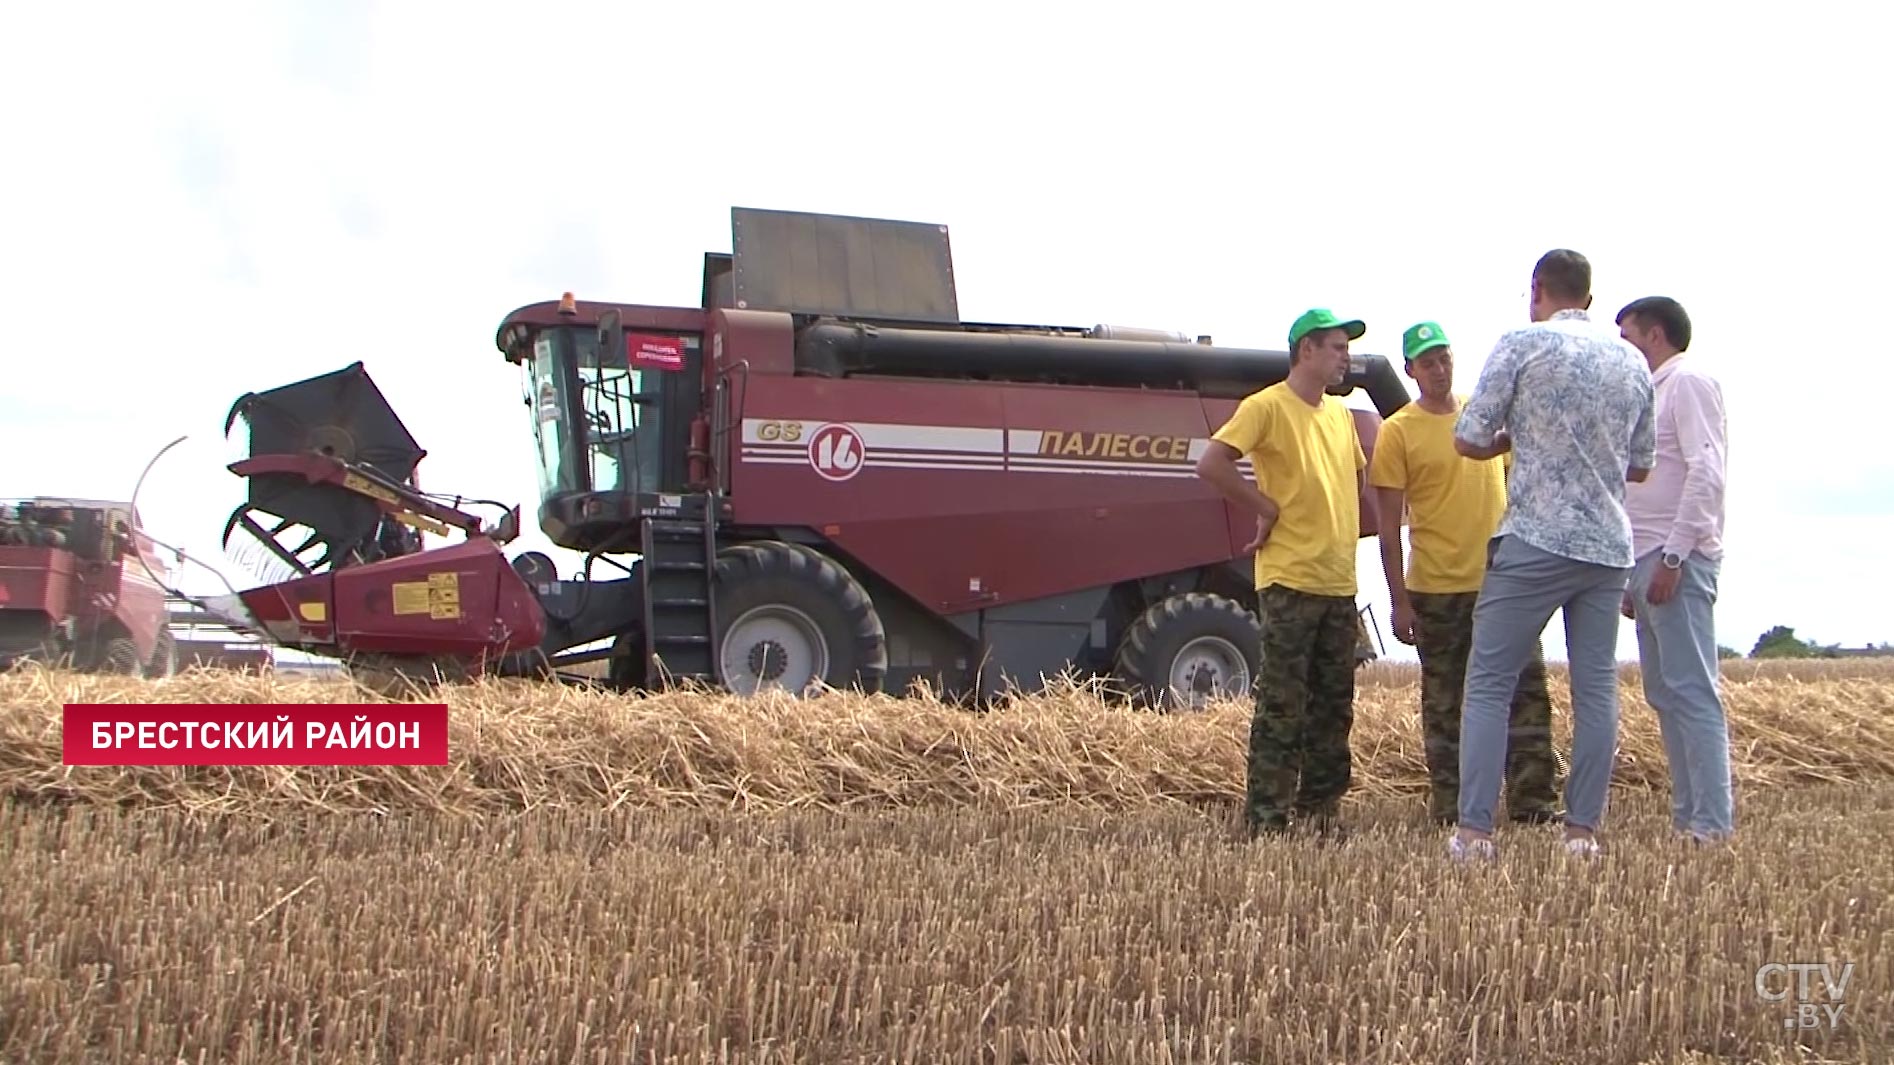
top-left (205, 208), bottom-right (1413, 706)
top-left (1, 498), bottom-right (178, 677)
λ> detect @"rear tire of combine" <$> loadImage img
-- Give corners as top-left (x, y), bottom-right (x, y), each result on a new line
top-left (101, 636), bottom-right (144, 676)
top-left (606, 631), bottom-right (648, 691)
top-left (714, 541), bottom-right (887, 697)
top-left (144, 630), bottom-right (178, 679)
top-left (1114, 592), bottom-right (1261, 710)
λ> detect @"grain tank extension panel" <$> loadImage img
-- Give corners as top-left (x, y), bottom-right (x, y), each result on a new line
top-left (729, 207), bottom-right (960, 325)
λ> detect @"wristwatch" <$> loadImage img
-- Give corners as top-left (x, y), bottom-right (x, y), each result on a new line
top-left (1661, 552), bottom-right (1684, 570)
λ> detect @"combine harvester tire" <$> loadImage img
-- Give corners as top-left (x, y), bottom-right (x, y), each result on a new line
top-left (711, 541), bottom-right (888, 698)
top-left (1114, 592), bottom-right (1262, 711)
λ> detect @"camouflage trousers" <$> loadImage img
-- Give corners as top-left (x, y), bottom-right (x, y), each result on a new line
top-left (1410, 590), bottom-right (1562, 822)
top-left (1245, 583), bottom-right (1359, 833)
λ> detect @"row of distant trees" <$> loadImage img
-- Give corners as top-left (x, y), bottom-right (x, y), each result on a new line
top-left (1718, 625), bottom-right (1894, 660)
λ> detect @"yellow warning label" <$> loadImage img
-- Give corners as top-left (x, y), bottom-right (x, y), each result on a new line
top-left (391, 571), bottom-right (462, 619)
top-left (427, 571), bottom-right (461, 620)
top-left (297, 601), bottom-right (327, 623)
top-left (392, 581), bottom-right (432, 615)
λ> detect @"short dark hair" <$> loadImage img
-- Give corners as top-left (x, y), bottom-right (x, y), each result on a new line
top-left (1616, 296), bottom-right (1692, 352)
top-left (1533, 249), bottom-right (1591, 301)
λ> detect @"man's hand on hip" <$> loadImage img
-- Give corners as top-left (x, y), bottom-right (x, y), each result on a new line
top-left (1242, 513), bottom-right (1276, 554)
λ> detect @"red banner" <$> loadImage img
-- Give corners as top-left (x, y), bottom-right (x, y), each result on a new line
top-left (626, 332), bottom-right (685, 371)
top-left (61, 703), bottom-right (450, 766)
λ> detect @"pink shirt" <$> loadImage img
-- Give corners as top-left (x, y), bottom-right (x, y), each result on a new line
top-left (1625, 354), bottom-right (1727, 561)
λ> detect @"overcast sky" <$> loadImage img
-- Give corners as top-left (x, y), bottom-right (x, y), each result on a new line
top-left (3, 1), bottom-right (1887, 665)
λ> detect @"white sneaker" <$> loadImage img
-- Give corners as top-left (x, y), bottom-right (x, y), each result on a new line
top-left (1448, 834), bottom-right (1497, 863)
top-left (1564, 835), bottom-right (1602, 858)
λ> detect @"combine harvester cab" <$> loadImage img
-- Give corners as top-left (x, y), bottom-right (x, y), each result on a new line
top-left (207, 363), bottom-right (550, 692)
top-left (0, 498), bottom-right (177, 676)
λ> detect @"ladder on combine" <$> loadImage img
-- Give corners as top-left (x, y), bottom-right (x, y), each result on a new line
top-left (638, 498), bottom-right (721, 688)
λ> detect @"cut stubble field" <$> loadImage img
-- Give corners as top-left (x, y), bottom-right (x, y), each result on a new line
top-left (2, 659), bottom-right (1890, 1064)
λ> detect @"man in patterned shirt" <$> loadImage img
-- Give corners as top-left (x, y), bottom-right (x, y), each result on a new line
top-left (1369, 320), bottom-right (1564, 827)
top-left (1447, 250), bottom-right (1656, 861)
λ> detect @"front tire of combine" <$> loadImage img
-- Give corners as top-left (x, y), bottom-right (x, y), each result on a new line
top-left (1114, 592), bottom-right (1262, 710)
top-left (714, 541), bottom-right (887, 697)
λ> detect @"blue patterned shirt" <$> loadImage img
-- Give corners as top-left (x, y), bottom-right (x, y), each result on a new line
top-left (1454, 309), bottom-right (1657, 569)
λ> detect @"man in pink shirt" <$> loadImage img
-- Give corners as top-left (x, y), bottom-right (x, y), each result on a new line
top-left (1616, 296), bottom-right (1734, 843)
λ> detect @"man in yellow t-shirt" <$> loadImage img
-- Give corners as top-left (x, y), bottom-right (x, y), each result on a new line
top-left (1195, 308), bottom-right (1368, 838)
top-left (1368, 321), bottom-right (1562, 826)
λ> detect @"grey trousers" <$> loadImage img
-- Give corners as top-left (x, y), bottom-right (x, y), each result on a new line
top-left (1629, 548), bottom-right (1736, 838)
top-left (1458, 535), bottom-right (1632, 834)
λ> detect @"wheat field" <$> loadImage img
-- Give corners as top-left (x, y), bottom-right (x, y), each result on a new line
top-left (2, 660), bottom-right (1890, 1063)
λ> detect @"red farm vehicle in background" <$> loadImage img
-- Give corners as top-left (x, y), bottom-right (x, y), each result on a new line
top-left (206, 208), bottom-right (1414, 707)
top-left (1, 497), bottom-right (179, 677)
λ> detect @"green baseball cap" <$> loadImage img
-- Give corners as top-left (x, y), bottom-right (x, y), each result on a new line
top-left (1288, 308), bottom-right (1366, 352)
top-left (1403, 321), bottom-right (1451, 361)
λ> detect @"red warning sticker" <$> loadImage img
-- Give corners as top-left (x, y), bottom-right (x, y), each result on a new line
top-left (626, 333), bottom-right (685, 372)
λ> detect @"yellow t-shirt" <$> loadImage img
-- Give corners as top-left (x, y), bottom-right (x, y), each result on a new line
top-left (1210, 382), bottom-right (1367, 597)
top-left (1365, 395), bottom-right (1509, 594)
